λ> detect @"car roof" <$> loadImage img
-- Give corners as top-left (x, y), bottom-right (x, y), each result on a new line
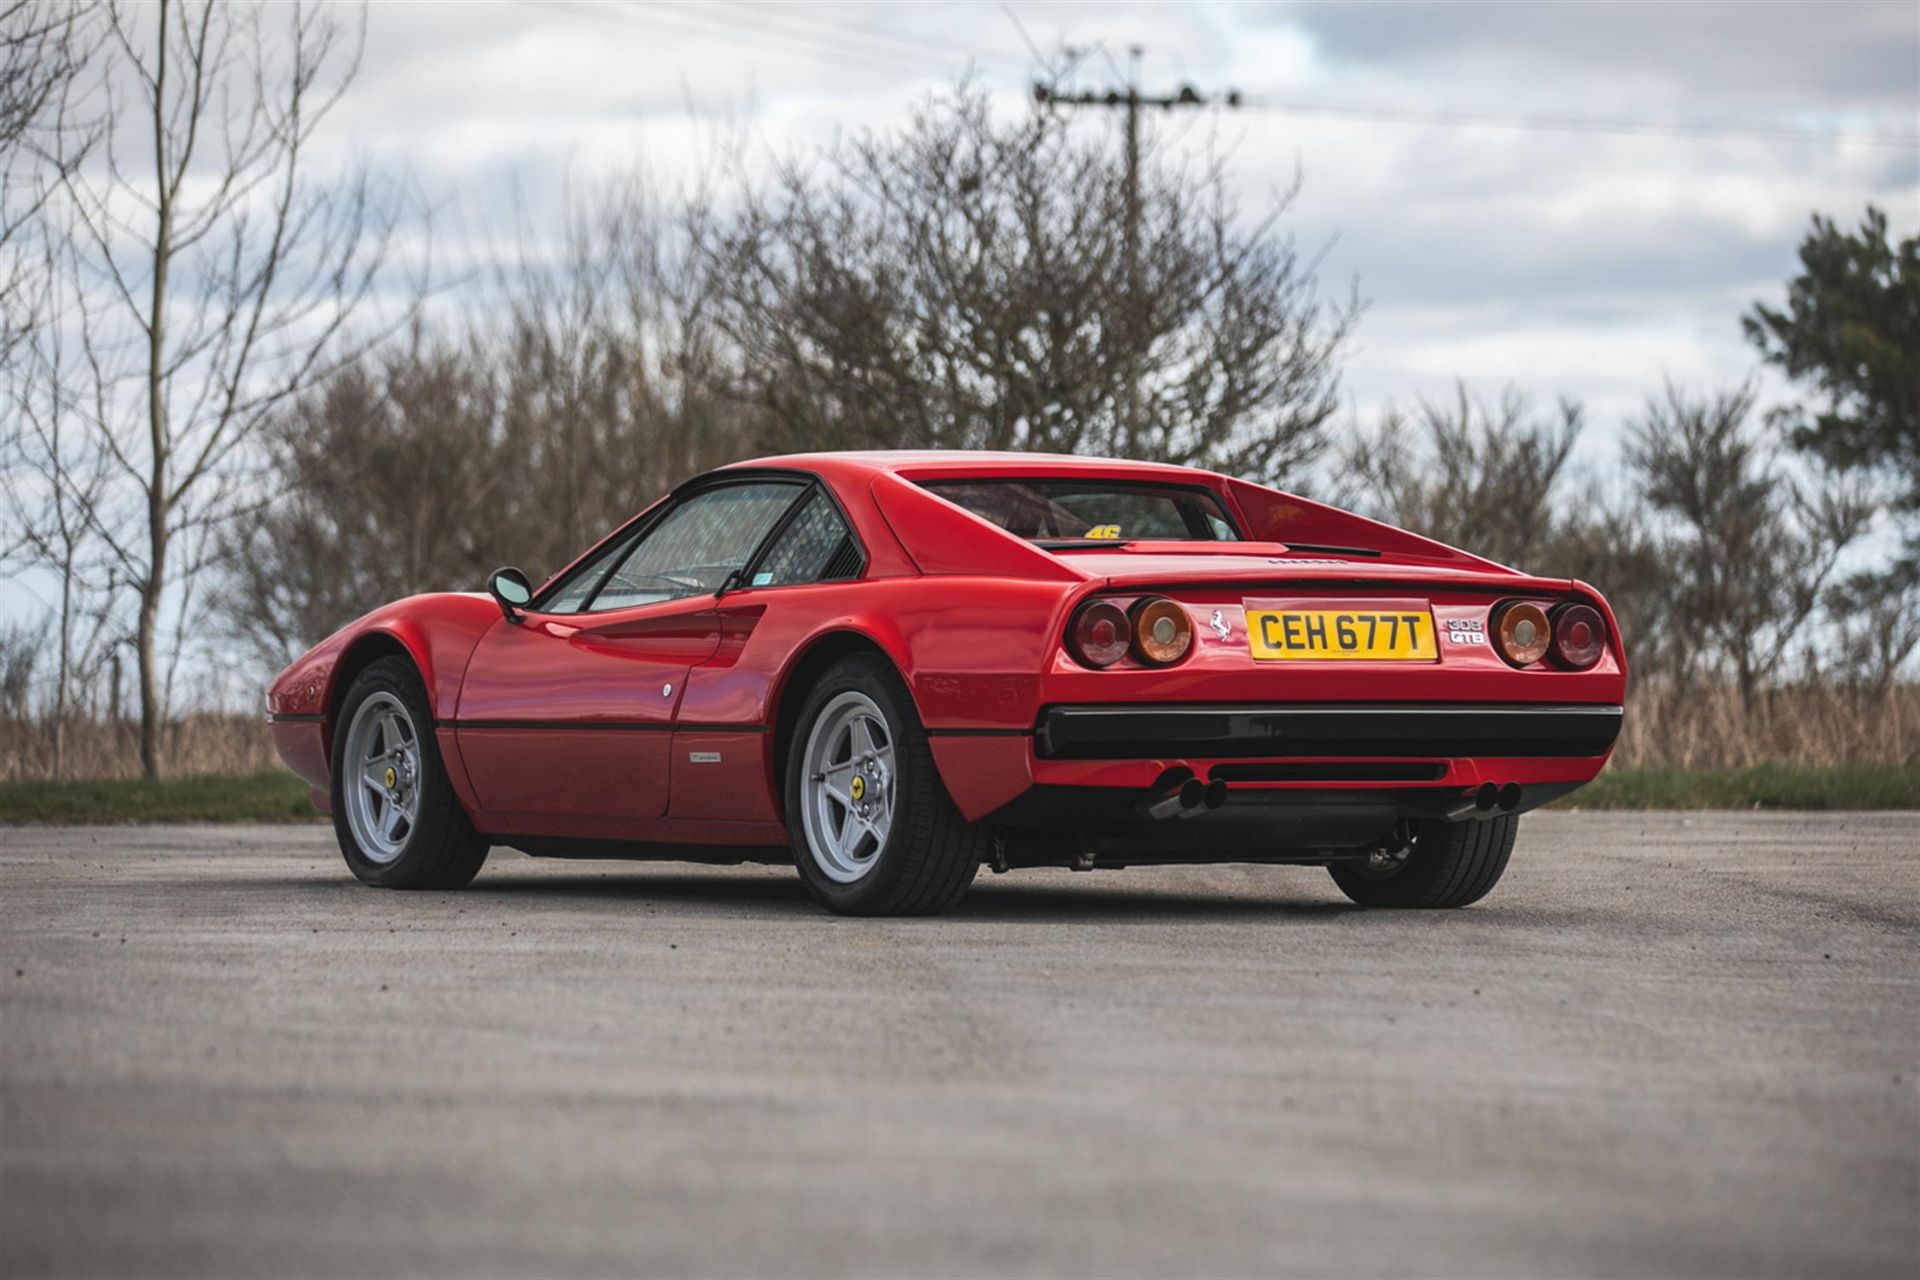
top-left (720, 450), bottom-right (1226, 487)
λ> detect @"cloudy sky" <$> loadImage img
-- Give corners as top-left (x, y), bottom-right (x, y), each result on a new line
top-left (330, 0), bottom-right (1920, 465)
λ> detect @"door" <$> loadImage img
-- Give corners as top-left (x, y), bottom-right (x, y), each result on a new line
top-left (455, 480), bottom-right (808, 830)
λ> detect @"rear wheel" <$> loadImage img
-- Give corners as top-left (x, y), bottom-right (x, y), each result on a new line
top-left (1328, 815), bottom-right (1516, 908)
top-left (786, 654), bottom-right (983, 916)
top-left (330, 655), bottom-right (490, 889)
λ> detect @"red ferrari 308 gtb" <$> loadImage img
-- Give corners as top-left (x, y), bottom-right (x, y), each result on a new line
top-left (268, 452), bottom-right (1625, 915)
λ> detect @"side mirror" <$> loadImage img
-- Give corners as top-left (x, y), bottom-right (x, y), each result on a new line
top-left (487, 566), bottom-right (533, 621)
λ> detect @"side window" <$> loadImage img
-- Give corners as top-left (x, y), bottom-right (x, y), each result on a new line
top-left (750, 491), bottom-right (859, 588)
top-left (541, 525), bottom-right (645, 614)
top-left (589, 483), bottom-right (802, 610)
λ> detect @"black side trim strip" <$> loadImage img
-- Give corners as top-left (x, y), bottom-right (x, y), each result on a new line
top-left (267, 713), bottom-right (323, 724)
top-left (452, 719), bottom-right (767, 733)
top-left (925, 727), bottom-right (1032, 738)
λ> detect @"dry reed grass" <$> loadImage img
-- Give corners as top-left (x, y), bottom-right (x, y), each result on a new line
top-left (1611, 683), bottom-right (1916, 770)
top-left (1, 683), bottom-right (1912, 784)
top-left (0, 714), bottom-right (279, 783)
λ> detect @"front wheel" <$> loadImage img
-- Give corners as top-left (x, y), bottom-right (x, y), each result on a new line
top-left (330, 655), bottom-right (490, 889)
top-left (785, 654), bottom-right (983, 916)
top-left (1328, 815), bottom-right (1517, 908)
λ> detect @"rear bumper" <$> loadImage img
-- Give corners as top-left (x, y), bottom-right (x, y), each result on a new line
top-left (1034, 702), bottom-right (1623, 761)
top-left (927, 701), bottom-right (1622, 852)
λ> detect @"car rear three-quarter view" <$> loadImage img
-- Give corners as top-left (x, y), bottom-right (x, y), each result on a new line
top-left (266, 452), bottom-right (1625, 915)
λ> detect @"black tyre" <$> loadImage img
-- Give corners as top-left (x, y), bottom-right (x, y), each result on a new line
top-left (329, 655), bottom-right (490, 890)
top-left (1328, 815), bottom-right (1517, 908)
top-left (785, 653), bottom-right (984, 916)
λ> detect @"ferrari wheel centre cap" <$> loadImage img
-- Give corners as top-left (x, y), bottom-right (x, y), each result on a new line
top-left (850, 775), bottom-right (866, 802)
top-left (384, 766), bottom-right (397, 790)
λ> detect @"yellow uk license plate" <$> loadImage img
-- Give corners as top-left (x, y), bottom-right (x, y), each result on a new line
top-left (1246, 608), bottom-right (1437, 661)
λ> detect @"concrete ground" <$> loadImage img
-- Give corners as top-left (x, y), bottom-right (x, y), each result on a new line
top-left (1, 812), bottom-right (1914, 1279)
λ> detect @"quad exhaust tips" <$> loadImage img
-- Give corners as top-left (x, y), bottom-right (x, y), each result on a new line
top-left (1136, 771), bottom-right (1522, 824)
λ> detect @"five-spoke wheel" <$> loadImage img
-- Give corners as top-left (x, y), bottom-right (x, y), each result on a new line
top-left (799, 691), bottom-right (897, 883)
top-left (342, 691), bottom-right (422, 863)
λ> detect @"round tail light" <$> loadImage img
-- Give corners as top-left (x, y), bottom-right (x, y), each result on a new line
top-left (1493, 601), bottom-right (1552, 667)
top-left (1549, 602), bottom-right (1606, 669)
top-left (1068, 600), bottom-right (1131, 668)
top-left (1130, 597), bottom-right (1193, 666)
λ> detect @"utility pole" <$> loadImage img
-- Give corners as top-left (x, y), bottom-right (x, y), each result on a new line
top-left (1033, 51), bottom-right (1240, 452)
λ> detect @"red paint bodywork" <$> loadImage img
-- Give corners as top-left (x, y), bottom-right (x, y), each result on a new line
top-left (268, 452), bottom-right (1626, 848)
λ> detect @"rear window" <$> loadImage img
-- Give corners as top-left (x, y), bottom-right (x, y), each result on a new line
top-left (920, 480), bottom-right (1240, 543)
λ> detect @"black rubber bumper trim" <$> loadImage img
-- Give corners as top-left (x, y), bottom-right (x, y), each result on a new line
top-left (267, 713), bottom-right (323, 724)
top-left (1034, 702), bottom-right (1623, 760)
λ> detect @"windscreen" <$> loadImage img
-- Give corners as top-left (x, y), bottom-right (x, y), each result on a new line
top-left (920, 479), bottom-right (1241, 543)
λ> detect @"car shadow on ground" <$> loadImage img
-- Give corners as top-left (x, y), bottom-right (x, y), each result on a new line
top-left (212, 868), bottom-right (1597, 926)
top-left (452, 868), bottom-right (1365, 923)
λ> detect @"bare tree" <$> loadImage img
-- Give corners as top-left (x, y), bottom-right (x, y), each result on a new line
top-left (1, 205), bottom-right (117, 778)
top-left (1627, 382), bottom-right (1873, 703)
top-left (498, 176), bottom-right (735, 560)
top-left (699, 87), bottom-right (1357, 484)
top-left (0, 615), bottom-right (42, 718)
top-left (0, 0), bottom-right (97, 361)
top-left (220, 174), bottom-right (743, 665)
top-left (54, 0), bottom-right (412, 777)
top-left (1336, 384), bottom-right (1584, 568)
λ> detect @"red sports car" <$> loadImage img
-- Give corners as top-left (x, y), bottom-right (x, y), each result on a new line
top-left (268, 452), bottom-right (1625, 914)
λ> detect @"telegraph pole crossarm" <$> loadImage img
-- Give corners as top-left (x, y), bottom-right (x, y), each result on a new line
top-left (1032, 67), bottom-right (1241, 451)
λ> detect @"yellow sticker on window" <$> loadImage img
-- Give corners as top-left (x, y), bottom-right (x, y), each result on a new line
top-left (1085, 524), bottom-right (1122, 539)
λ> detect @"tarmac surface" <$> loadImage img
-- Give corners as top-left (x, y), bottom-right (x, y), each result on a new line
top-left (2, 812), bottom-right (1915, 1278)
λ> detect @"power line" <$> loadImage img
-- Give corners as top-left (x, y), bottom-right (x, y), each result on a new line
top-left (712, 1), bottom-right (1029, 70)
top-left (517, 3), bottom-right (1920, 152)
top-left (1232, 95), bottom-right (1920, 150)
top-left (517, 0), bottom-right (942, 80)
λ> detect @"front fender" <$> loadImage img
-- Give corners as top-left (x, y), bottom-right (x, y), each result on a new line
top-left (267, 593), bottom-right (502, 724)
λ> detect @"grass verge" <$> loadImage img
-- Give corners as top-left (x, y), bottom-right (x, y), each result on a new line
top-left (0, 770), bottom-right (321, 825)
top-left (1558, 762), bottom-right (1920, 810)
top-left (1, 763), bottom-right (1915, 825)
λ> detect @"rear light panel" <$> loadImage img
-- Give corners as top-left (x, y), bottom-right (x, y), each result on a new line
top-left (1068, 593), bottom-right (1610, 672)
top-left (1066, 596), bottom-right (1195, 669)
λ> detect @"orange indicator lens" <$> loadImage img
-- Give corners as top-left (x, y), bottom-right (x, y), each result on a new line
top-left (1494, 601), bottom-right (1552, 667)
top-left (1130, 597), bottom-right (1193, 666)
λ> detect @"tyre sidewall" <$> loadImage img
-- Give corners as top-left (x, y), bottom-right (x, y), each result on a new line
top-left (329, 656), bottom-right (457, 887)
top-left (1329, 815), bottom-right (1516, 908)
top-left (785, 655), bottom-right (932, 913)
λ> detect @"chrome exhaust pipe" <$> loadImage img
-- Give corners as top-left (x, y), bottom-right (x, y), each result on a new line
top-left (1497, 782), bottom-right (1522, 812)
top-left (1172, 778), bottom-right (1205, 817)
top-left (1202, 779), bottom-right (1228, 810)
top-left (1445, 782), bottom-right (1502, 822)
top-left (1138, 770), bottom-right (1201, 821)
